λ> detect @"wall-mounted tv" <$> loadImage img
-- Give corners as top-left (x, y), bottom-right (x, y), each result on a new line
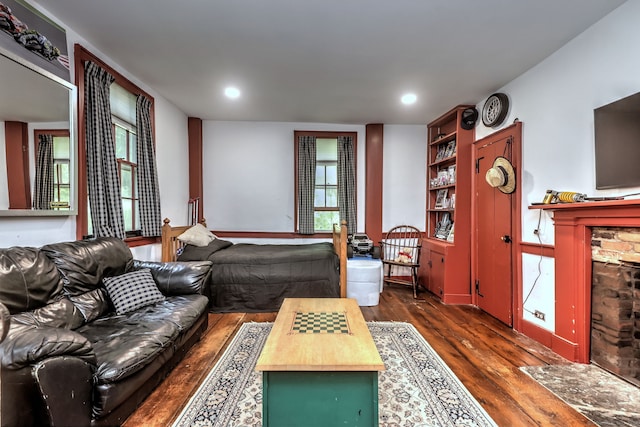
top-left (594, 91), bottom-right (640, 189)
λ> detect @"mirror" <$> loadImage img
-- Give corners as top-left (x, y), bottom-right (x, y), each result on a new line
top-left (0, 46), bottom-right (76, 216)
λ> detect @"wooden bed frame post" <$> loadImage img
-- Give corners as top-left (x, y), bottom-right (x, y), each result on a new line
top-left (333, 220), bottom-right (348, 298)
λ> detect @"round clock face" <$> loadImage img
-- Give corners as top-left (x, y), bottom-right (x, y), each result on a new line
top-left (482, 93), bottom-right (509, 127)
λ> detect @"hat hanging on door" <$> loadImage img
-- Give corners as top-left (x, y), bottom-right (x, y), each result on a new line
top-left (485, 156), bottom-right (516, 194)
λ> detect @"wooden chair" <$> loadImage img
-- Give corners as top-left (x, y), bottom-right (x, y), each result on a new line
top-left (379, 225), bottom-right (423, 298)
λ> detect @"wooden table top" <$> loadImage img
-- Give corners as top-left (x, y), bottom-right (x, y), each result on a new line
top-left (255, 298), bottom-right (385, 372)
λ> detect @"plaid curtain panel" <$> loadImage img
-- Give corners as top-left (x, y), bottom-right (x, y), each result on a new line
top-left (84, 61), bottom-right (126, 239)
top-left (33, 134), bottom-right (53, 209)
top-left (338, 135), bottom-right (356, 233)
top-left (297, 136), bottom-right (316, 234)
top-left (136, 95), bottom-right (162, 237)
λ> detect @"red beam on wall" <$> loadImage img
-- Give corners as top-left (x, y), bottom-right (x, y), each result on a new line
top-left (188, 117), bottom-right (204, 222)
top-left (4, 121), bottom-right (30, 209)
top-left (365, 124), bottom-right (383, 245)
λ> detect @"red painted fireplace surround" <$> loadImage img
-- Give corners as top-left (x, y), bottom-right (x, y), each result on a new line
top-left (532, 199), bottom-right (640, 363)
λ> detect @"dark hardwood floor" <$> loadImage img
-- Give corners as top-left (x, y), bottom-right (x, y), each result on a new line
top-left (124, 286), bottom-right (595, 427)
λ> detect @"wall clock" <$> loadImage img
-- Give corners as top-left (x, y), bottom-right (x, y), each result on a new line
top-left (482, 93), bottom-right (509, 127)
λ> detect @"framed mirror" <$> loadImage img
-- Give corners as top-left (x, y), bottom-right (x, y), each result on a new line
top-left (0, 46), bottom-right (77, 216)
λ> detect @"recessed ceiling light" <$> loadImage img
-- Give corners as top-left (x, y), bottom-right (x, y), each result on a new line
top-left (224, 86), bottom-right (241, 99)
top-left (401, 93), bottom-right (417, 105)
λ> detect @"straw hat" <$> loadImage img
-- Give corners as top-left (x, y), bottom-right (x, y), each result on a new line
top-left (485, 156), bottom-right (516, 194)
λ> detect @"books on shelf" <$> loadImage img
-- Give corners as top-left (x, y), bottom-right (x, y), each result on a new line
top-left (435, 189), bottom-right (448, 208)
top-left (434, 212), bottom-right (453, 240)
top-left (446, 223), bottom-right (455, 242)
top-left (444, 140), bottom-right (456, 158)
top-left (433, 139), bottom-right (456, 162)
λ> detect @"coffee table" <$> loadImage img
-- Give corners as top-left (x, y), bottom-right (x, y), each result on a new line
top-left (255, 298), bottom-right (385, 427)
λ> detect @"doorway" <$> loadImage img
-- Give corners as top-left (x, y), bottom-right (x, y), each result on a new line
top-left (472, 122), bottom-right (522, 326)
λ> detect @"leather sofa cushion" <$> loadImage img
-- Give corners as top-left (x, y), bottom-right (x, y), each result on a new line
top-left (0, 247), bottom-right (63, 314)
top-left (76, 314), bottom-right (179, 384)
top-left (68, 288), bottom-right (111, 323)
top-left (10, 298), bottom-right (84, 330)
top-left (132, 260), bottom-right (212, 295)
top-left (127, 294), bottom-right (209, 332)
top-left (42, 237), bottom-right (133, 297)
top-left (0, 324), bottom-right (96, 369)
top-left (74, 294), bottom-right (207, 384)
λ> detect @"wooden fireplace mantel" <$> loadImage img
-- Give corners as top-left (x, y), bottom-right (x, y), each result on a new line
top-left (529, 199), bottom-right (640, 362)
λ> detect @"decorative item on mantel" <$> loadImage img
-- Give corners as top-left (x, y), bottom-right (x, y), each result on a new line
top-left (532, 189), bottom-right (625, 206)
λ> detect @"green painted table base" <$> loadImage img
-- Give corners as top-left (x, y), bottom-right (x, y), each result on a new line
top-left (262, 371), bottom-right (378, 427)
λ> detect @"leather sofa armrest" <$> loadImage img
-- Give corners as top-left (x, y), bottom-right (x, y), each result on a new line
top-left (0, 302), bottom-right (9, 343)
top-left (34, 356), bottom-right (94, 427)
top-left (0, 325), bottom-right (96, 369)
top-left (133, 260), bottom-right (212, 296)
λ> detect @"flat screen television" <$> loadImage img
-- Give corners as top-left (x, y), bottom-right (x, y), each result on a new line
top-left (594, 91), bottom-right (640, 189)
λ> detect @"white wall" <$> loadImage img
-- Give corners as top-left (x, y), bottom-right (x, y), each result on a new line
top-left (382, 125), bottom-right (427, 231)
top-left (474, 1), bottom-right (639, 331)
top-left (202, 121), bottom-right (367, 233)
top-left (0, 2), bottom-right (191, 256)
top-left (202, 121), bottom-right (427, 236)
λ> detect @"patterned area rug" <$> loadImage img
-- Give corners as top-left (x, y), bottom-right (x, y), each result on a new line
top-left (173, 321), bottom-right (496, 426)
top-left (521, 364), bottom-right (640, 427)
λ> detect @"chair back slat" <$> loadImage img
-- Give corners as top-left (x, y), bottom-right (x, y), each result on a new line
top-left (379, 224), bottom-right (423, 298)
top-left (380, 225), bottom-right (422, 264)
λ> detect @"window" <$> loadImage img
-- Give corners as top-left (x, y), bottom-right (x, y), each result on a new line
top-left (51, 134), bottom-right (71, 208)
top-left (113, 117), bottom-right (139, 234)
top-left (314, 138), bottom-right (340, 231)
top-left (295, 131), bottom-right (357, 234)
top-left (34, 130), bottom-right (71, 209)
top-left (86, 84), bottom-right (140, 237)
top-left (75, 44), bottom-right (156, 241)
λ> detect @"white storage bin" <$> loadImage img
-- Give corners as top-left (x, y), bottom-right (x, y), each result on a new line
top-left (347, 258), bottom-right (383, 306)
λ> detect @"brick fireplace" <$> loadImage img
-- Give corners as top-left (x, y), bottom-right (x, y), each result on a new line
top-left (591, 260), bottom-right (640, 385)
top-left (532, 200), bottom-right (640, 364)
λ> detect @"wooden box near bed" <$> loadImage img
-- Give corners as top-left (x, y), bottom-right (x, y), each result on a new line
top-left (161, 218), bottom-right (348, 312)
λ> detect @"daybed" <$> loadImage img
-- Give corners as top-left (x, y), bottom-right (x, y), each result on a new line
top-left (0, 237), bottom-right (212, 427)
top-left (161, 219), bottom-right (348, 312)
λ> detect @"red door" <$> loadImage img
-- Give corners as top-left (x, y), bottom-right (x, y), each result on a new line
top-left (474, 133), bottom-right (515, 326)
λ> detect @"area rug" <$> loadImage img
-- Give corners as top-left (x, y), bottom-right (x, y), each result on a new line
top-left (173, 321), bottom-right (496, 426)
top-left (521, 364), bottom-right (640, 427)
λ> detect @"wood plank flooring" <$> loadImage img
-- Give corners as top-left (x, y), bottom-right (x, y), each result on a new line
top-left (124, 286), bottom-right (595, 427)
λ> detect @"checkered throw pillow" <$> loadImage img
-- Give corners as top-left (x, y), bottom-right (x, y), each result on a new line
top-left (103, 269), bottom-right (165, 315)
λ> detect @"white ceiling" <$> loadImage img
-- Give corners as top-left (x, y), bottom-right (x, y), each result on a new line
top-left (40, 0), bottom-right (626, 125)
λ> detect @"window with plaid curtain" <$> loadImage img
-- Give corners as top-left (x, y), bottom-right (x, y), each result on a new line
top-left (84, 61), bottom-right (126, 239)
top-left (33, 134), bottom-right (53, 210)
top-left (136, 95), bottom-right (162, 237)
top-left (296, 132), bottom-right (356, 234)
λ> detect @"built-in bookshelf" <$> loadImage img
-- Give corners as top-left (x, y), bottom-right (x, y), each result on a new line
top-left (420, 105), bottom-right (474, 303)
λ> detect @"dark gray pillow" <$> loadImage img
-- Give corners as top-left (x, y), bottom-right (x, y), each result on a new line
top-left (103, 269), bottom-right (165, 314)
top-left (178, 239), bottom-right (233, 261)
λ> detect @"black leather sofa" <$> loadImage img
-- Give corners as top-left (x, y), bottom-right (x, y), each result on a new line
top-left (0, 237), bottom-right (212, 427)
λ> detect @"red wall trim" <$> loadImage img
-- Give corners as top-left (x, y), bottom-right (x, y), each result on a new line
top-left (520, 241), bottom-right (554, 257)
top-left (188, 117), bottom-right (204, 221)
top-left (213, 231), bottom-right (332, 239)
top-left (365, 124), bottom-right (383, 243)
top-left (4, 121), bottom-right (30, 209)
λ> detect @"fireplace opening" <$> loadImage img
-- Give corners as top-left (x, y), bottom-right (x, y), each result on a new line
top-left (591, 260), bottom-right (640, 387)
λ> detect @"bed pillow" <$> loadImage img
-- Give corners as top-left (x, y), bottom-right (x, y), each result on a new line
top-left (103, 269), bottom-right (165, 315)
top-left (178, 238), bottom-right (234, 261)
top-left (177, 223), bottom-right (217, 247)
